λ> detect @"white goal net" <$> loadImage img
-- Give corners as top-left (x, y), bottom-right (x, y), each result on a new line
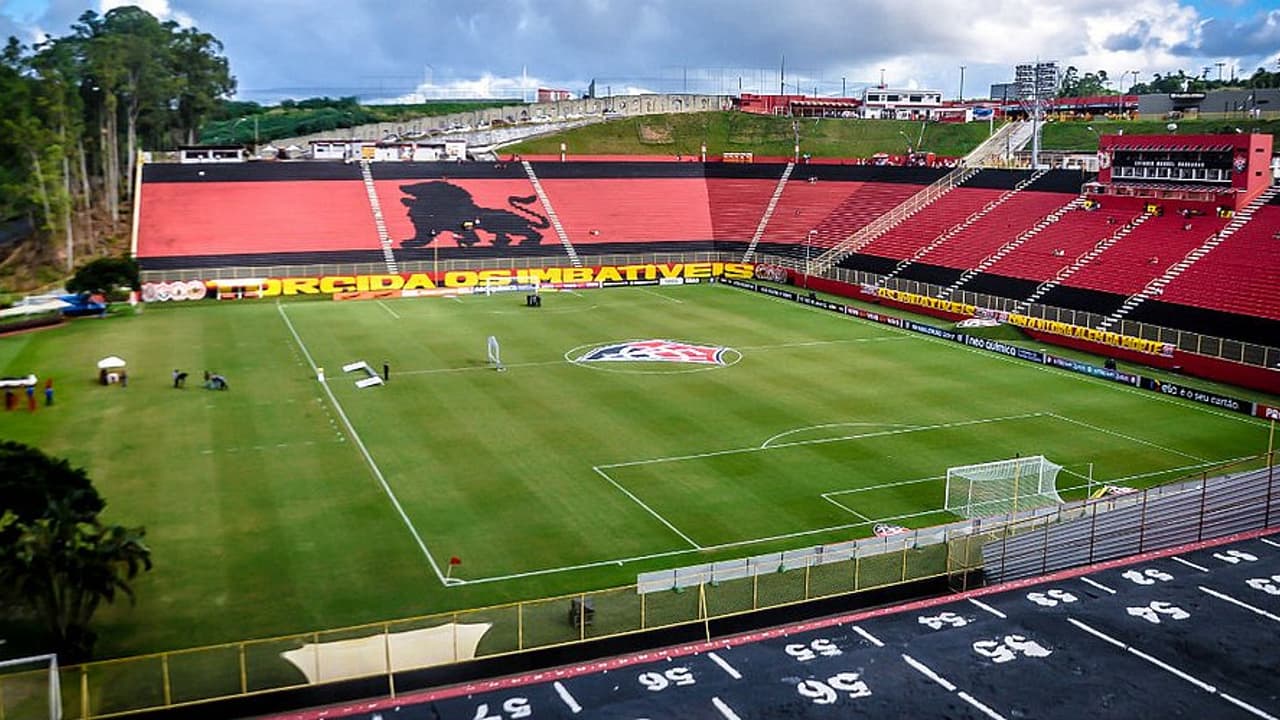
top-left (0, 653), bottom-right (61, 720)
top-left (945, 455), bottom-right (1064, 519)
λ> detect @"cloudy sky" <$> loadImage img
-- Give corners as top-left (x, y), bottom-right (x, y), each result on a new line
top-left (2, 0), bottom-right (1278, 103)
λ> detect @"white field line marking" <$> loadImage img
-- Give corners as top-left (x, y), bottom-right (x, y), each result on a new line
top-left (711, 696), bottom-right (743, 720)
top-left (1080, 576), bottom-right (1117, 594)
top-left (851, 625), bottom-right (884, 647)
top-left (1171, 556), bottom-right (1210, 573)
top-left (968, 598), bottom-right (1007, 619)
top-left (824, 474), bottom-right (945, 498)
top-left (707, 651), bottom-right (742, 680)
top-left (392, 338), bottom-right (895, 379)
top-left (821, 493), bottom-right (873, 522)
top-left (1199, 585), bottom-right (1280, 623)
top-left (553, 681), bottom-right (582, 714)
top-left (902, 654), bottom-right (956, 691)
top-left (599, 412), bottom-right (1049, 470)
top-left (738, 337), bottom-right (911, 352)
top-left (1068, 617), bottom-right (1278, 720)
top-left (455, 506), bottom-right (955, 585)
top-left (762, 421), bottom-right (920, 449)
top-left (737, 285), bottom-right (1268, 428)
top-left (397, 359), bottom-right (566, 376)
top-left (1260, 538), bottom-right (1280, 549)
top-left (1046, 413), bottom-right (1206, 462)
top-left (592, 467), bottom-right (702, 549)
top-left (1058, 457), bottom-right (1253, 486)
top-left (375, 300), bottom-right (401, 319)
top-left (637, 286), bottom-right (683, 304)
top-left (277, 303), bottom-right (450, 586)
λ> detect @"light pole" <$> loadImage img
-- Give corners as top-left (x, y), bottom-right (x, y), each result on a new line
top-left (805, 229), bottom-right (817, 288)
top-left (959, 65), bottom-right (966, 102)
top-left (897, 130), bottom-right (913, 154)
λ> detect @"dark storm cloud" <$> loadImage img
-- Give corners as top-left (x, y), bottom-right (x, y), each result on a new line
top-left (1172, 10), bottom-right (1280, 57)
top-left (1102, 19), bottom-right (1153, 52)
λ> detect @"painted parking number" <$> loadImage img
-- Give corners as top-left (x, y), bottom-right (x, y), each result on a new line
top-left (638, 667), bottom-right (695, 692)
top-left (918, 611), bottom-right (968, 630)
top-left (796, 672), bottom-right (873, 704)
top-left (471, 698), bottom-right (531, 720)
top-left (1127, 601), bottom-right (1190, 624)
top-left (1121, 568), bottom-right (1174, 585)
top-left (972, 634), bottom-right (1052, 663)
top-left (1246, 575), bottom-right (1280, 595)
top-left (786, 638), bottom-right (843, 661)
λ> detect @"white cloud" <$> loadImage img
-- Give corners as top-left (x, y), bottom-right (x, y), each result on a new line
top-left (98, 0), bottom-right (194, 27)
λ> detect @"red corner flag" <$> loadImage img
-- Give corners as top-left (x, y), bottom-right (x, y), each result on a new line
top-left (446, 555), bottom-right (461, 579)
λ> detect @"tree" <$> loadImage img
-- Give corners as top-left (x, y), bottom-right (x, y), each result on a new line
top-left (65, 255), bottom-right (139, 294)
top-left (0, 442), bottom-right (152, 662)
top-left (1059, 66), bottom-right (1111, 97)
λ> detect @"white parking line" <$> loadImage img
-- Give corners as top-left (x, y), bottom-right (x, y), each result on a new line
top-left (902, 654), bottom-right (1006, 720)
top-left (1068, 617), bottom-right (1278, 720)
top-left (1260, 538), bottom-right (1280, 549)
top-left (968, 598), bottom-right (1008, 619)
top-left (851, 625), bottom-right (885, 647)
top-left (711, 696), bottom-right (743, 720)
top-left (1199, 586), bottom-right (1280, 623)
top-left (707, 652), bottom-right (742, 680)
top-left (1080, 576), bottom-right (1117, 595)
top-left (1171, 556), bottom-right (1210, 573)
top-left (553, 681), bottom-right (582, 714)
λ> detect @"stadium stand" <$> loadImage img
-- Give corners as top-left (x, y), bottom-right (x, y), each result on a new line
top-left (1157, 203), bottom-right (1280, 322)
top-left (136, 164), bottom-right (380, 268)
top-left (1060, 214), bottom-right (1229, 296)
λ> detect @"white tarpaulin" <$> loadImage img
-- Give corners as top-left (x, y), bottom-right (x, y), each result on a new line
top-left (281, 623), bottom-right (491, 684)
top-left (96, 356), bottom-right (127, 369)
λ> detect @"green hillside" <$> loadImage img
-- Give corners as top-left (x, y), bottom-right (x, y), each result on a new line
top-left (505, 111), bottom-right (1279, 159)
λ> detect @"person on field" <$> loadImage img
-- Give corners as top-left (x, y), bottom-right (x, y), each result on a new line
top-left (44, 379), bottom-right (53, 406)
top-left (26, 384), bottom-right (36, 411)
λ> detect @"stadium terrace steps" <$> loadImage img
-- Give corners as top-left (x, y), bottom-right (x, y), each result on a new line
top-left (810, 164), bottom-right (982, 272)
top-left (360, 160), bottom-right (399, 273)
top-left (939, 195), bottom-right (1085, 298)
top-left (1063, 214), bottom-right (1228, 297)
top-left (1151, 192), bottom-right (1280, 323)
top-left (872, 170), bottom-right (1051, 284)
top-left (978, 206), bottom-right (1136, 285)
top-left (536, 175), bottom-right (715, 253)
top-left (522, 161), bottom-right (581, 267)
top-left (707, 173), bottom-right (786, 257)
top-left (1014, 212), bottom-right (1152, 313)
top-left (741, 162), bottom-right (794, 262)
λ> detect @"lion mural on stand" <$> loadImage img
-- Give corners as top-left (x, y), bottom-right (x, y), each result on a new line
top-left (398, 181), bottom-right (550, 248)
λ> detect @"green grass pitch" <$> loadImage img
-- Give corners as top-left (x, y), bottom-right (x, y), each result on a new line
top-left (0, 283), bottom-right (1268, 658)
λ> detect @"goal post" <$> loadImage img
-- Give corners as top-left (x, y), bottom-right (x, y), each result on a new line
top-left (0, 653), bottom-right (62, 720)
top-left (945, 455), bottom-right (1064, 519)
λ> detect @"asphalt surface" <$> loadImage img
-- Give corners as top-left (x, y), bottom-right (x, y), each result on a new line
top-left (273, 529), bottom-right (1280, 720)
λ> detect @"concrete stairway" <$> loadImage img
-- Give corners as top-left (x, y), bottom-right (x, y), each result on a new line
top-left (741, 162), bottom-right (794, 262)
top-left (1014, 213), bottom-right (1152, 313)
top-left (360, 160), bottom-right (399, 273)
top-left (522, 161), bottom-right (581, 267)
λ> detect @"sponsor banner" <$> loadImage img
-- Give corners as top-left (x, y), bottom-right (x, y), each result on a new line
top-left (1007, 313), bottom-right (1174, 357)
top-left (1141, 378), bottom-right (1254, 415)
top-left (1256, 404), bottom-right (1280, 420)
top-left (658, 277), bottom-right (686, 286)
top-left (141, 280), bottom-right (209, 302)
top-left (195, 262), bottom-right (755, 298)
top-left (876, 288), bottom-right (977, 317)
top-left (1044, 354), bottom-right (1141, 386)
top-left (753, 264), bottom-right (789, 284)
top-left (907, 321), bottom-right (963, 343)
top-left (965, 336), bottom-right (1045, 363)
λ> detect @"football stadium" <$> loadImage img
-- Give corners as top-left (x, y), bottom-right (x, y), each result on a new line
top-left (2, 5), bottom-right (1280, 719)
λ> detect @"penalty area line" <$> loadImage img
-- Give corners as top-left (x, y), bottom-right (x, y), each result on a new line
top-left (277, 302), bottom-right (453, 586)
top-left (592, 466), bottom-right (702, 549)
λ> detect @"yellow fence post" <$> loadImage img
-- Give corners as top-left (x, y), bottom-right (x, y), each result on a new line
top-left (640, 592), bottom-right (647, 630)
top-left (804, 562), bottom-right (811, 600)
top-left (238, 642), bottom-right (247, 695)
top-left (699, 584), bottom-right (710, 643)
top-left (161, 653), bottom-right (172, 706)
top-left (752, 574), bottom-right (759, 610)
top-left (901, 545), bottom-right (909, 583)
top-left (854, 555), bottom-right (861, 591)
top-left (517, 602), bottom-right (524, 650)
top-left (383, 623), bottom-right (395, 699)
top-left (312, 632), bottom-right (321, 684)
top-left (79, 665), bottom-right (88, 720)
